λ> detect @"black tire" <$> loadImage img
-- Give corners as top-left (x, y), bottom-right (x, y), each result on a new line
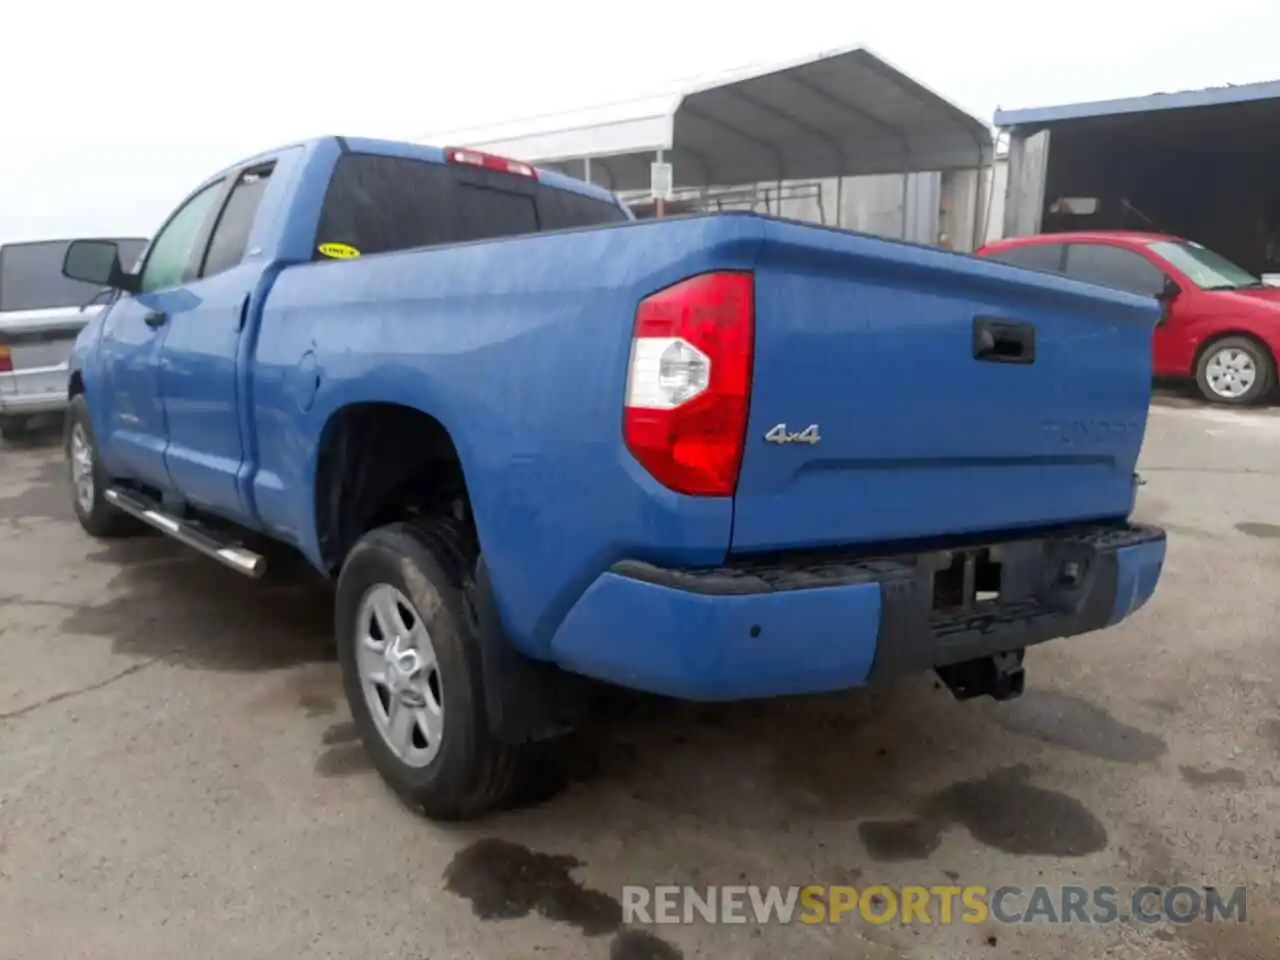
top-left (335, 519), bottom-right (542, 820)
top-left (1194, 335), bottom-right (1275, 406)
top-left (65, 395), bottom-right (144, 538)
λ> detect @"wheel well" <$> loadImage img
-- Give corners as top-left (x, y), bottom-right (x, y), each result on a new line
top-left (68, 371), bottom-right (84, 397)
top-left (1193, 332), bottom-right (1277, 379)
top-left (314, 403), bottom-right (473, 575)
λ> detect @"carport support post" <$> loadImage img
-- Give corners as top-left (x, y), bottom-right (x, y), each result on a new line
top-left (970, 162), bottom-right (985, 251)
top-left (655, 149), bottom-right (666, 218)
top-left (583, 157), bottom-right (592, 185)
top-left (901, 168), bottom-right (911, 240)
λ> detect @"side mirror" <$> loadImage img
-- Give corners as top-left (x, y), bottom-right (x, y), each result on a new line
top-left (1155, 276), bottom-right (1179, 325)
top-left (62, 239), bottom-right (137, 293)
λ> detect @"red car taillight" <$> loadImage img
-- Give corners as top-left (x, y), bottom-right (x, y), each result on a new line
top-left (623, 271), bottom-right (754, 496)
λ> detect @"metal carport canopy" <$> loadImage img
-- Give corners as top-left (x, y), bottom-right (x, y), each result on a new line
top-left (993, 78), bottom-right (1280, 128)
top-left (423, 46), bottom-right (993, 191)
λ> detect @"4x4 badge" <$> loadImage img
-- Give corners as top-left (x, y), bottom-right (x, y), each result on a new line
top-left (764, 423), bottom-right (820, 445)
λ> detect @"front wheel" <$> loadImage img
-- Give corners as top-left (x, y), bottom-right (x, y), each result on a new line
top-left (1195, 336), bottom-right (1275, 406)
top-left (335, 520), bottom-right (542, 820)
top-left (65, 395), bottom-right (144, 538)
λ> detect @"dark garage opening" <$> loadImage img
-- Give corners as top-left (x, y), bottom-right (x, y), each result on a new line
top-left (998, 84), bottom-right (1280, 276)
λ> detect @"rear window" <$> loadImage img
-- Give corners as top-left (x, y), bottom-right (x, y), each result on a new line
top-left (0, 237), bottom-right (148, 312)
top-left (313, 152), bottom-right (629, 259)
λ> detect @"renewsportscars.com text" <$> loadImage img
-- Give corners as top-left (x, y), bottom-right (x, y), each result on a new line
top-left (622, 884), bottom-right (1247, 926)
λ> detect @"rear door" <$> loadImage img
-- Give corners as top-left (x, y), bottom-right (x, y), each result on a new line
top-left (0, 239), bottom-right (146, 405)
top-left (156, 160), bottom-right (276, 518)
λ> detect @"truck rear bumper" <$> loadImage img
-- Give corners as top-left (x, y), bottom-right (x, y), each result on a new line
top-left (548, 523), bottom-right (1166, 701)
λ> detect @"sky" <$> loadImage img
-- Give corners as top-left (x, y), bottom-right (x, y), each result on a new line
top-left (2, 0), bottom-right (1278, 241)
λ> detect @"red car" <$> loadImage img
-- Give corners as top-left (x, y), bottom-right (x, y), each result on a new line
top-left (977, 231), bottom-right (1280, 406)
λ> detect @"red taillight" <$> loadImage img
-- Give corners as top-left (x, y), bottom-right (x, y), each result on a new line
top-left (444, 146), bottom-right (537, 179)
top-left (623, 271), bottom-right (754, 496)
top-left (0, 347), bottom-right (11, 373)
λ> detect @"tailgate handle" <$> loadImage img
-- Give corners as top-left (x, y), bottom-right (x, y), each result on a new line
top-left (973, 317), bottom-right (1035, 365)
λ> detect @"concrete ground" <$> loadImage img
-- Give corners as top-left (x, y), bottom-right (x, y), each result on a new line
top-left (0, 400), bottom-right (1278, 960)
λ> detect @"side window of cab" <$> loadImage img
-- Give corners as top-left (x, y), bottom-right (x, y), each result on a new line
top-left (199, 164), bottom-right (275, 278)
top-left (137, 180), bottom-right (225, 293)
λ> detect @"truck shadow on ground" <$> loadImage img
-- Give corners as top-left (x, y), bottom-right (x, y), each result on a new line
top-left (62, 535), bottom-right (335, 672)
top-left (0, 414), bottom-right (64, 449)
top-left (534, 680), bottom-right (1135, 853)
top-left (431, 678), bottom-right (1190, 960)
top-left (0, 453), bottom-right (68, 522)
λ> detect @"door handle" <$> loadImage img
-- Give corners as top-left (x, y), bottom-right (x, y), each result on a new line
top-left (144, 311), bottom-right (168, 329)
top-left (973, 317), bottom-right (1036, 365)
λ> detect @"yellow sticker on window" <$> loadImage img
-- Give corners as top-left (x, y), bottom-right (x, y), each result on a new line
top-left (318, 242), bottom-right (361, 259)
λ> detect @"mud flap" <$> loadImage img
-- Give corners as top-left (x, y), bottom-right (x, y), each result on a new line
top-left (468, 559), bottom-right (587, 744)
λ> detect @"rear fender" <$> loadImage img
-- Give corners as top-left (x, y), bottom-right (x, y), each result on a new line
top-left (305, 390), bottom-right (582, 743)
top-left (303, 378), bottom-right (481, 564)
top-left (261, 216), bottom-right (764, 663)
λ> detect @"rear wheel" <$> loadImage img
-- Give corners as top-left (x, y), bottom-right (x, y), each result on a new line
top-left (65, 395), bottom-right (143, 538)
top-left (335, 520), bottom-right (543, 820)
top-left (1195, 336), bottom-right (1275, 406)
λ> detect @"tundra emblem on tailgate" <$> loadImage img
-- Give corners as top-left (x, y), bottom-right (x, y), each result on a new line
top-left (764, 423), bottom-right (821, 445)
top-left (1041, 419), bottom-right (1141, 445)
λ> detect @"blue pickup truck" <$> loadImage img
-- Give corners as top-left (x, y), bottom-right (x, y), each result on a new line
top-left (60, 136), bottom-right (1166, 819)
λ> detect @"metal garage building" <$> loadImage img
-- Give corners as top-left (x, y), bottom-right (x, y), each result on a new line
top-left (997, 79), bottom-right (1280, 275)
top-left (425, 46), bottom-right (994, 248)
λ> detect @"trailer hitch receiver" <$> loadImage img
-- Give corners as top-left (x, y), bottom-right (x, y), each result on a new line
top-left (936, 650), bottom-right (1026, 702)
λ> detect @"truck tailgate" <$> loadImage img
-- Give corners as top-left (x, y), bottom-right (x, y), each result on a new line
top-left (730, 220), bottom-right (1159, 553)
